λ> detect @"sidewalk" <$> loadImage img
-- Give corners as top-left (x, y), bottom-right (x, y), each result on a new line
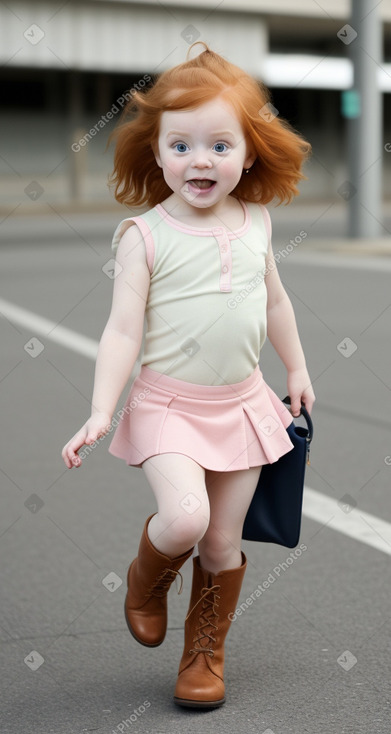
top-left (283, 236), bottom-right (391, 257)
top-left (1, 199), bottom-right (390, 257)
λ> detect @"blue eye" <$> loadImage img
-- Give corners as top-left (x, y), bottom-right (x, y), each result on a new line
top-left (174, 143), bottom-right (189, 153)
top-left (213, 143), bottom-right (228, 153)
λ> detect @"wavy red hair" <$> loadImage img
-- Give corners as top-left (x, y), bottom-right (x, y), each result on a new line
top-left (108, 43), bottom-right (311, 208)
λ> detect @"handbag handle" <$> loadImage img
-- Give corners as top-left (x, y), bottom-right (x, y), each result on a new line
top-left (281, 395), bottom-right (313, 444)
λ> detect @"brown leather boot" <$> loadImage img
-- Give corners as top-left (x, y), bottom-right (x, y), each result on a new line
top-left (174, 552), bottom-right (247, 708)
top-left (125, 514), bottom-right (194, 647)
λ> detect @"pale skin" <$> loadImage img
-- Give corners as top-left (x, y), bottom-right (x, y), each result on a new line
top-left (62, 96), bottom-right (315, 573)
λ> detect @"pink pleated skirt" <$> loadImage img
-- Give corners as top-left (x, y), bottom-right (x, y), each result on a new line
top-left (108, 364), bottom-right (294, 472)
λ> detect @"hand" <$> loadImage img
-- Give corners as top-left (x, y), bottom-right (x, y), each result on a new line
top-left (287, 367), bottom-right (315, 417)
top-left (61, 412), bottom-right (112, 469)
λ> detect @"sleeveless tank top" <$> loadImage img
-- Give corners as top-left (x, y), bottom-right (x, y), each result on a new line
top-left (111, 199), bottom-right (271, 386)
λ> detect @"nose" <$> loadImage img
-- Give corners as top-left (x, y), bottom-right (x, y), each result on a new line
top-left (190, 147), bottom-right (213, 169)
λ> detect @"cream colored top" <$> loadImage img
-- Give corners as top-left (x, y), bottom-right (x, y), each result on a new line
top-left (112, 199), bottom-right (271, 386)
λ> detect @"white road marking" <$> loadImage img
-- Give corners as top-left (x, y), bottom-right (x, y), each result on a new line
top-left (303, 487), bottom-right (391, 556)
top-left (2, 297), bottom-right (391, 556)
top-left (0, 297), bottom-right (98, 360)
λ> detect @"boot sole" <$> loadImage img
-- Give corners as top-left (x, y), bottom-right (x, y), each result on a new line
top-left (173, 696), bottom-right (225, 709)
top-left (124, 598), bottom-right (164, 648)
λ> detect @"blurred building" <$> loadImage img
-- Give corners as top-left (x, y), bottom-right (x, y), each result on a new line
top-left (1, 0), bottom-right (391, 210)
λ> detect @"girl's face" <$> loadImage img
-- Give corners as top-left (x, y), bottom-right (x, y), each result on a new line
top-left (154, 96), bottom-right (255, 212)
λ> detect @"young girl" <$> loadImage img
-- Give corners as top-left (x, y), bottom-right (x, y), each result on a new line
top-left (62, 42), bottom-right (315, 709)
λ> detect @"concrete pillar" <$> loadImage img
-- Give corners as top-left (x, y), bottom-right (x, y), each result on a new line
top-left (68, 72), bottom-right (86, 202)
top-left (348, 0), bottom-right (383, 237)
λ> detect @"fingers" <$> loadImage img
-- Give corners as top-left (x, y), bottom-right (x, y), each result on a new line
top-left (289, 394), bottom-right (302, 417)
top-left (305, 398), bottom-right (315, 415)
top-left (290, 400), bottom-right (301, 417)
top-left (61, 420), bottom-right (110, 469)
top-left (62, 438), bottom-right (83, 469)
top-left (62, 427), bottom-right (88, 469)
top-left (290, 392), bottom-right (315, 417)
top-left (301, 393), bottom-right (316, 415)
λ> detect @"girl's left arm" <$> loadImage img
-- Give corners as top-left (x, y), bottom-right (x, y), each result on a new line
top-left (264, 241), bottom-right (315, 416)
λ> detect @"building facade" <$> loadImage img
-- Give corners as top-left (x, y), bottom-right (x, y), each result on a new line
top-left (1, 0), bottom-right (391, 209)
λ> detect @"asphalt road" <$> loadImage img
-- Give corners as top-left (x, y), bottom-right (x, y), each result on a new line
top-left (1, 211), bottom-right (391, 734)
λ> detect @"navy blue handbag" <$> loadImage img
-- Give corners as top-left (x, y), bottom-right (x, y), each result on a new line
top-left (242, 397), bottom-right (313, 548)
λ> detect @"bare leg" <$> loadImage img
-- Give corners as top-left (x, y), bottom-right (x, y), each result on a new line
top-left (142, 452), bottom-right (210, 558)
top-left (198, 465), bottom-right (262, 573)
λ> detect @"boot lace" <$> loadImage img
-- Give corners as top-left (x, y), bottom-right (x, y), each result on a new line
top-left (187, 584), bottom-right (221, 657)
top-left (147, 568), bottom-right (184, 597)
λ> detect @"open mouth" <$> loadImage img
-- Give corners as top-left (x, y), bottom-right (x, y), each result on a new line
top-left (187, 179), bottom-right (216, 190)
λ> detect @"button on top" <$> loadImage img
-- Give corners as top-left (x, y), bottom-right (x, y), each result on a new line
top-left (222, 265), bottom-right (228, 273)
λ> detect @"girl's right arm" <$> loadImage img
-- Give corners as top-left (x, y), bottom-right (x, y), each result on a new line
top-left (61, 225), bottom-right (150, 468)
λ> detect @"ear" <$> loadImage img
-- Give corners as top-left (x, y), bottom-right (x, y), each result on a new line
top-left (151, 142), bottom-right (162, 168)
top-left (244, 149), bottom-right (257, 170)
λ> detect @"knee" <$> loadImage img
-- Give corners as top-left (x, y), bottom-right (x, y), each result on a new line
top-left (199, 525), bottom-right (239, 562)
top-left (158, 501), bottom-right (209, 549)
top-left (172, 507), bottom-right (210, 548)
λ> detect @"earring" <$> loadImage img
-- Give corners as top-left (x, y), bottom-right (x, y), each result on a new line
top-left (245, 168), bottom-right (250, 174)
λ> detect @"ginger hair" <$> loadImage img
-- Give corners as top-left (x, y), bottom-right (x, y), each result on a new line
top-left (108, 42), bottom-right (311, 208)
